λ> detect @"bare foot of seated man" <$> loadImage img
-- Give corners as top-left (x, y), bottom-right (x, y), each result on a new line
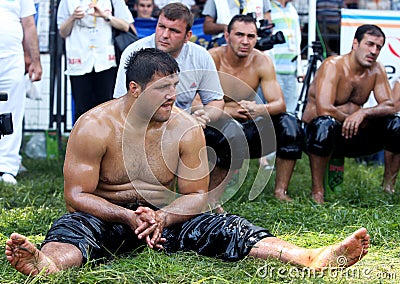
top-left (6, 228), bottom-right (369, 276)
top-left (312, 191), bottom-right (325, 204)
top-left (5, 233), bottom-right (60, 276)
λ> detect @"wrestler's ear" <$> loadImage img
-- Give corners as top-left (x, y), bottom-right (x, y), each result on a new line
top-left (128, 81), bottom-right (141, 98)
top-left (224, 28), bottom-right (229, 43)
top-left (352, 38), bottom-right (359, 50)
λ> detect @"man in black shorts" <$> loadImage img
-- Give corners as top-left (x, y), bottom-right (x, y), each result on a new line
top-left (6, 48), bottom-right (369, 276)
top-left (302, 24), bottom-right (400, 203)
top-left (206, 14), bottom-right (304, 205)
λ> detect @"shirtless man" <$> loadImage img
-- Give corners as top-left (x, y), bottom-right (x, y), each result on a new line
top-left (207, 14), bottom-right (304, 203)
top-left (302, 24), bottom-right (400, 203)
top-left (6, 48), bottom-right (369, 276)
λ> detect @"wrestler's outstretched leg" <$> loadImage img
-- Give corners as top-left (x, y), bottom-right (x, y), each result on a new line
top-left (5, 232), bottom-right (82, 276)
top-left (249, 228), bottom-right (369, 270)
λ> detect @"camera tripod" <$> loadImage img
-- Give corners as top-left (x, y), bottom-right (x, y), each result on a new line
top-left (294, 41), bottom-right (325, 119)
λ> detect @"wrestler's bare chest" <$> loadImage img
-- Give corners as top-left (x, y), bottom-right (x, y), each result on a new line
top-left (219, 62), bottom-right (259, 101)
top-left (335, 75), bottom-right (375, 106)
top-left (99, 131), bottom-right (177, 187)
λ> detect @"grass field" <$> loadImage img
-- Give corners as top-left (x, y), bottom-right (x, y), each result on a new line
top-left (1, 152), bottom-right (399, 283)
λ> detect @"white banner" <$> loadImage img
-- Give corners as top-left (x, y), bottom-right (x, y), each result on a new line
top-left (340, 8), bottom-right (400, 86)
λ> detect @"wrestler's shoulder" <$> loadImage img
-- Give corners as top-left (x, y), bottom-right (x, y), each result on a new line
top-left (72, 101), bottom-right (120, 133)
top-left (252, 49), bottom-right (273, 64)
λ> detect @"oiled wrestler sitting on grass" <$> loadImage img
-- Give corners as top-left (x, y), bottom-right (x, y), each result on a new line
top-left (6, 48), bottom-right (369, 276)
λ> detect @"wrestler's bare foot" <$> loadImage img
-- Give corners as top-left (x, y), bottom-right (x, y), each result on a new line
top-left (311, 191), bottom-right (324, 204)
top-left (383, 183), bottom-right (395, 194)
top-left (5, 233), bottom-right (59, 276)
top-left (274, 190), bottom-right (293, 202)
top-left (309, 228), bottom-right (369, 270)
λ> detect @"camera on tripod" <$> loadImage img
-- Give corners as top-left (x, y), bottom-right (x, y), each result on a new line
top-left (248, 13), bottom-right (286, 51)
top-left (0, 92), bottom-right (13, 138)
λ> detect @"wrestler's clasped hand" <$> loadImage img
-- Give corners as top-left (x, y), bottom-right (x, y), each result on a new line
top-left (133, 206), bottom-right (166, 249)
top-left (342, 110), bottom-right (365, 139)
top-left (238, 100), bottom-right (265, 118)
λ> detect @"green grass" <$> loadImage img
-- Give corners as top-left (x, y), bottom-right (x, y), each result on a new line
top-left (1, 154), bottom-right (399, 283)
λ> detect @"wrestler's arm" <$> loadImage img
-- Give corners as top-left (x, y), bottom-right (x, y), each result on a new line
top-left (365, 63), bottom-right (395, 116)
top-left (342, 64), bottom-right (395, 138)
top-left (63, 118), bottom-right (152, 235)
top-left (240, 53), bottom-right (286, 117)
top-left (393, 78), bottom-right (400, 112)
top-left (314, 61), bottom-right (348, 122)
top-left (157, 124), bottom-right (209, 227)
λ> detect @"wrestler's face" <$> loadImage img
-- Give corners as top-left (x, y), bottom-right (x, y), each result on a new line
top-left (139, 73), bottom-right (179, 123)
top-left (155, 13), bottom-right (192, 58)
top-left (225, 21), bottom-right (257, 58)
top-left (353, 34), bottom-right (384, 67)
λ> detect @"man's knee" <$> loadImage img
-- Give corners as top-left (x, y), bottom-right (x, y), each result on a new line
top-left (273, 113), bottom-right (304, 159)
top-left (385, 114), bottom-right (400, 153)
top-left (305, 115), bottom-right (341, 157)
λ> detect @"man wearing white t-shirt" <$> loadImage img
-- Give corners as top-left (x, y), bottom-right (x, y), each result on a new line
top-left (114, 2), bottom-right (224, 127)
top-left (0, 0), bottom-right (42, 185)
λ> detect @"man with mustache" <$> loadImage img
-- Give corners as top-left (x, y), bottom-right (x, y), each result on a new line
top-left (206, 14), bottom-right (304, 206)
top-left (302, 24), bottom-right (400, 203)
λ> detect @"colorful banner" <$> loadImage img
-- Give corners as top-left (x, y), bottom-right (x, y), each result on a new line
top-left (340, 9), bottom-right (400, 85)
top-left (134, 18), bottom-right (212, 49)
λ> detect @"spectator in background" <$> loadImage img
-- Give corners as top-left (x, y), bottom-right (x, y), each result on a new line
top-left (202, 0), bottom-right (272, 48)
top-left (191, 0), bottom-right (207, 18)
top-left (0, 0), bottom-right (42, 185)
top-left (134, 0), bottom-right (156, 19)
top-left (57, 0), bottom-right (133, 124)
top-left (292, 0), bottom-right (308, 58)
top-left (270, 0), bottom-right (303, 113)
top-left (316, 0), bottom-right (345, 56)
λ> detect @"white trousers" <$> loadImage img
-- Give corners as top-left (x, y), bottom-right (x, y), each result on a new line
top-left (0, 55), bottom-right (26, 176)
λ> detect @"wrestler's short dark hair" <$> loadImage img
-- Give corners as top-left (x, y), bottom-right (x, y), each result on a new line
top-left (227, 14), bottom-right (257, 33)
top-left (160, 2), bottom-right (194, 33)
top-left (125, 48), bottom-right (179, 90)
top-left (354, 24), bottom-right (386, 46)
